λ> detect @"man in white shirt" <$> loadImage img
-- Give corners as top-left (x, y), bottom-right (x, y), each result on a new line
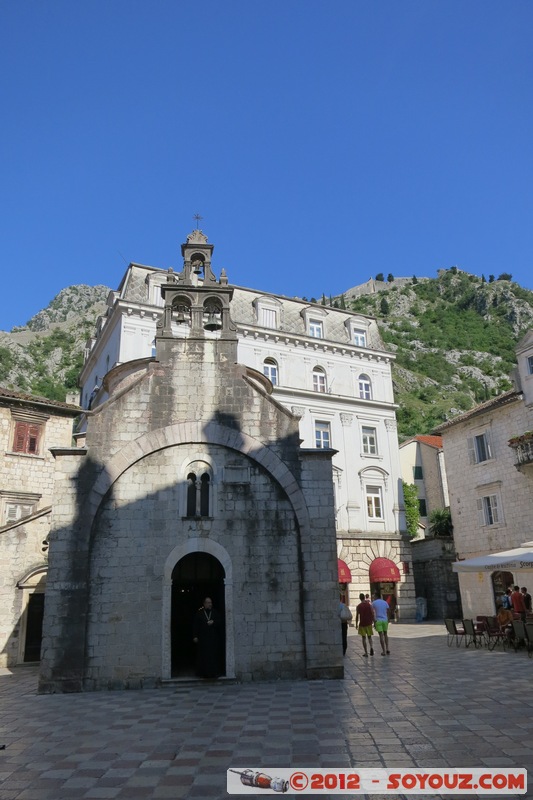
top-left (372, 592), bottom-right (390, 656)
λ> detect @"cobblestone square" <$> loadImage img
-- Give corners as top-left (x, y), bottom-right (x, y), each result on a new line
top-left (1, 624), bottom-right (531, 799)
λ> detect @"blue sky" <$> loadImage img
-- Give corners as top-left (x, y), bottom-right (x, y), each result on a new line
top-left (1, 1), bottom-right (532, 331)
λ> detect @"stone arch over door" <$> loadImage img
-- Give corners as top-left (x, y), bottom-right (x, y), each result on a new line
top-left (16, 566), bottom-right (47, 664)
top-left (162, 538), bottom-right (234, 680)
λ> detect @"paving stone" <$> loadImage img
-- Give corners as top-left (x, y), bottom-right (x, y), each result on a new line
top-left (1, 624), bottom-right (531, 799)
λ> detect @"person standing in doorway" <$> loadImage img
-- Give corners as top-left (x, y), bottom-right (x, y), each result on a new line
top-left (372, 591), bottom-right (390, 656)
top-left (193, 597), bottom-right (223, 678)
top-left (355, 593), bottom-right (374, 657)
top-left (521, 587), bottom-right (532, 613)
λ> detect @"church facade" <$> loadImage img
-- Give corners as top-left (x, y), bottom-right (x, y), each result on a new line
top-left (39, 234), bottom-right (342, 691)
top-left (78, 230), bottom-right (416, 622)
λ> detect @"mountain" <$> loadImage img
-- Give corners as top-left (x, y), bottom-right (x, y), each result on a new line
top-left (0, 285), bottom-right (110, 402)
top-left (342, 268), bottom-right (533, 439)
top-left (2, 270), bottom-right (533, 439)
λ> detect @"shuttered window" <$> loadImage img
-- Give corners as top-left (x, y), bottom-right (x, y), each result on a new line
top-left (12, 422), bottom-right (42, 455)
top-left (5, 503), bottom-right (35, 524)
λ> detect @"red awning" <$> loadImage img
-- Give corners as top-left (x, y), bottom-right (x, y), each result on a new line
top-left (338, 559), bottom-right (352, 583)
top-left (369, 557), bottom-right (401, 583)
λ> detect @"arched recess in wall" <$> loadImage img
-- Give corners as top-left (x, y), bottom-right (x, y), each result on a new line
top-left (86, 421), bottom-right (311, 539)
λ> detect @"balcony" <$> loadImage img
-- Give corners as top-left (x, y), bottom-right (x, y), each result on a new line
top-left (508, 433), bottom-right (533, 474)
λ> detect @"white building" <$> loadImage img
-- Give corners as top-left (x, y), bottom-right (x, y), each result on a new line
top-left (435, 330), bottom-right (533, 617)
top-left (78, 229), bottom-right (415, 617)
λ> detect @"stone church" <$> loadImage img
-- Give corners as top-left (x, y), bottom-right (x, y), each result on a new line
top-left (39, 234), bottom-right (342, 691)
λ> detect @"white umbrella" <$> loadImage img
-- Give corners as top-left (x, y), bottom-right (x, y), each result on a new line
top-left (452, 542), bottom-right (533, 573)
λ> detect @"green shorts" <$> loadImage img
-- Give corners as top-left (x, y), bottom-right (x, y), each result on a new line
top-left (375, 620), bottom-right (389, 633)
top-left (358, 625), bottom-right (373, 637)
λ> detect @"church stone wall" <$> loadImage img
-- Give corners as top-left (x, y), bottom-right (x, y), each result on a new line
top-left (84, 445), bottom-right (305, 687)
top-left (40, 334), bottom-right (342, 691)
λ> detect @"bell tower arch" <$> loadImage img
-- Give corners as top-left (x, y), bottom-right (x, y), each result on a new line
top-left (157, 228), bottom-right (237, 341)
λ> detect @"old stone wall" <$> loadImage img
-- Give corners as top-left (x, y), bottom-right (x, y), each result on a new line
top-left (411, 538), bottom-right (462, 620)
top-left (337, 536), bottom-right (416, 620)
top-left (40, 335), bottom-right (341, 690)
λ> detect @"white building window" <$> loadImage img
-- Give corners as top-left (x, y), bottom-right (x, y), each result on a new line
top-left (263, 358), bottom-right (278, 386)
top-left (309, 319), bottom-right (323, 338)
top-left (358, 374), bottom-right (372, 400)
top-left (259, 307), bottom-right (278, 329)
top-left (353, 329), bottom-right (367, 347)
top-left (312, 367), bottom-right (327, 393)
top-left (253, 296), bottom-right (282, 330)
top-left (528, 355), bottom-right (533, 375)
top-left (366, 485), bottom-right (383, 519)
top-left (315, 421), bottom-right (331, 449)
top-left (362, 426), bottom-right (377, 455)
top-left (467, 432), bottom-right (493, 464)
top-left (477, 494), bottom-right (501, 526)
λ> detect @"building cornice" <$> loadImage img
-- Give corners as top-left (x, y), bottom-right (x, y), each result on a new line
top-left (272, 384), bottom-right (398, 411)
top-left (238, 324), bottom-right (395, 364)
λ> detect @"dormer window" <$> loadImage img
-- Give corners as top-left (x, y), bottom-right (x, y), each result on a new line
top-left (345, 317), bottom-right (369, 347)
top-left (253, 296), bottom-right (282, 330)
top-left (260, 307), bottom-right (277, 328)
top-left (301, 306), bottom-right (327, 340)
top-left (309, 319), bottom-right (324, 339)
top-left (353, 329), bottom-right (367, 347)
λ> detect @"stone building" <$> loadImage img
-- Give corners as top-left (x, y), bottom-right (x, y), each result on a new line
top-left (435, 330), bottom-right (533, 617)
top-left (400, 434), bottom-right (460, 619)
top-left (399, 435), bottom-right (449, 532)
top-left (0, 388), bottom-right (79, 667)
top-left (39, 242), bottom-right (342, 692)
top-left (78, 229), bottom-right (416, 621)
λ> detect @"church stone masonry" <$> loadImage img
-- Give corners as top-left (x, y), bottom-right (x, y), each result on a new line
top-left (39, 231), bottom-right (342, 692)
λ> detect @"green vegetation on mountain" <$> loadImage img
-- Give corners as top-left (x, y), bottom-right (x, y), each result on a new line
top-left (0, 285), bottom-right (109, 402)
top-left (345, 269), bottom-right (533, 439)
top-left (2, 269), bottom-right (533, 439)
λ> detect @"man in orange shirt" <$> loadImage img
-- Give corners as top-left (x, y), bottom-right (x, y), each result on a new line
top-left (511, 585), bottom-right (527, 622)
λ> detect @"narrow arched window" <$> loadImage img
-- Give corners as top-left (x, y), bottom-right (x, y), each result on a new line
top-left (263, 358), bottom-right (278, 386)
top-left (200, 473), bottom-right (210, 516)
top-left (359, 374), bottom-right (372, 400)
top-left (313, 367), bottom-right (327, 393)
top-left (186, 473), bottom-right (197, 517)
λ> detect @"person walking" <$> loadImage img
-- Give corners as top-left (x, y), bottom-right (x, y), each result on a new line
top-left (372, 591), bottom-right (390, 656)
top-left (338, 600), bottom-right (352, 656)
top-left (355, 592), bottom-right (374, 657)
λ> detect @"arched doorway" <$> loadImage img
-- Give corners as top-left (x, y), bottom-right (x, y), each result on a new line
top-left (369, 557), bottom-right (401, 621)
top-left (171, 553), bottom-right (225, 678)
top-left (17, 568), bottom-right (47, 663)
top-left (491, 570), bottom-right (514, 610)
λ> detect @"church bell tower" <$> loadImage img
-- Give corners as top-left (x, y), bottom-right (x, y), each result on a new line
top-left (157, 228), bottom-right (237, 340)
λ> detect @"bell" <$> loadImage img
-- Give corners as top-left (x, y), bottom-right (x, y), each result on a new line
top-left (192, 260), bottom-right (204, 275)
top-left (176, 310), bottom-right (186, 323)
top-left (204, 311), bottom-right (222, 331)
